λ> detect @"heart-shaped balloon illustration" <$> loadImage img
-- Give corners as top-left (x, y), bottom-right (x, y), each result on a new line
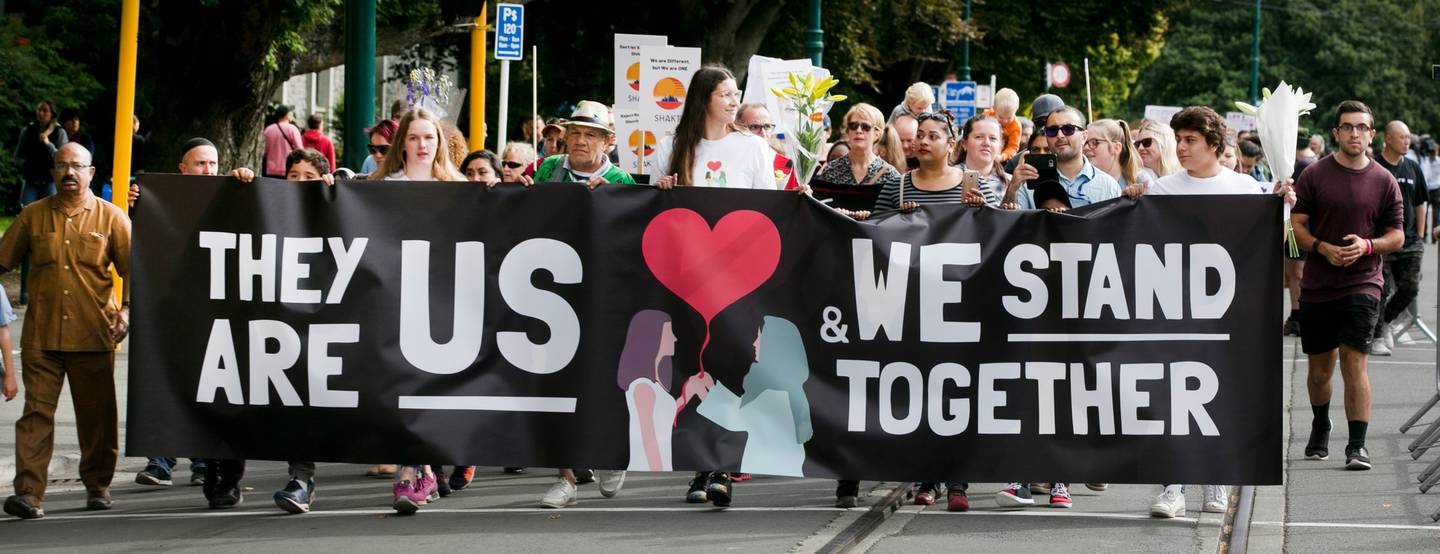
top-left (642, 208), bottom-right (780, 323)
top-left (706, 160), bottom-right (723, 172)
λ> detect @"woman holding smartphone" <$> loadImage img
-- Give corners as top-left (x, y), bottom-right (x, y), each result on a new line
top-left (954, 114), bottom-right (1019, 208)
top-left (869, 112), bottom-right (983, 213)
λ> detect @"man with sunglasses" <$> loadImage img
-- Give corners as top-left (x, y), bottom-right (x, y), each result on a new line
top-left (1290, 100), bottom-right (1404, 473)
top-left (1013, 106), bottom-right (1121, 210)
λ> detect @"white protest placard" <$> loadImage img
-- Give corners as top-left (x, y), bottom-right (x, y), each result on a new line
top-left (614, 108), bottom-right (660, 175)
top-left (742, 56), bottom-right (826, 137)
top-left (638, 45), bottom-right (702, 143)
top-left (1144, 105), bottom-right (1183, 124)
top-left (613, 34), bottom-right (667, 108)
top-left (1225, 111), bottom-right (1258, 132)
top-left (975, 84), bottom-right (994, 109)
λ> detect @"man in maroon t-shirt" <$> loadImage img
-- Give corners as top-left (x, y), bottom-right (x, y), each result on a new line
top-left (1290, 100), bottom-right (1404, 471)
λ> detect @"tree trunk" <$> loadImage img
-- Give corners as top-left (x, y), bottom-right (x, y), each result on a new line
top-left (676, 0), bottom-right (790, 83)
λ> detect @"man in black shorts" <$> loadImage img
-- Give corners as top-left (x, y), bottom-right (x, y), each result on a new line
top-left (1290, 100), bottom-right (1404, 471)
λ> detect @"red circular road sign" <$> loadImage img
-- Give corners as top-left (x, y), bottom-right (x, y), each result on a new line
top-left (1049, 63), bottom-right (1071, 88)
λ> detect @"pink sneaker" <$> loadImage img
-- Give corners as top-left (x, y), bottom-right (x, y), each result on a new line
top-left (392, 480), bottom-right (426, 515)
top-left (418, 473), bottom-right (440, 503)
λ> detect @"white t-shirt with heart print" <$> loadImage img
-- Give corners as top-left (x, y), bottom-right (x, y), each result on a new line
top-left (654, 132), bottom-right (777, 189)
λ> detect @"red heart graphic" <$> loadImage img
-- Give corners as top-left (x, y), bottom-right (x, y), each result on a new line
top-left (706, 160), bottom-right (723, 172)
top-left (642, 208), bottom-right (780, 323)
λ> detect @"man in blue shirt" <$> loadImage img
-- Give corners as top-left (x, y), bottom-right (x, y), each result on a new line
top-left (1013, 106), bottom-right (1121, 210)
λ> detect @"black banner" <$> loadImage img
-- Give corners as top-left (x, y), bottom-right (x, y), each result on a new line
top-left (129, 175), bottom-right (1282, 485)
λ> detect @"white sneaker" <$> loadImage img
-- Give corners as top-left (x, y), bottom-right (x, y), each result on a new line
top-left (1371, 338), bottom-right (1392, 356)
top-left (597, 470), bottom-right (626, 498)
top-left (540, 478), bottom-right (577, 508)
top-left (1384, 330), bottom-right (1396, 349)
top-left (1202, 485), bottom-right (1229, 513)
top-left (1150, 485), bottom-right (1186, 518)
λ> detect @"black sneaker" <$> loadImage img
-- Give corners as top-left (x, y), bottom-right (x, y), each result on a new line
top-left (449, 466), bottom-right (475, 491)
top-left (1283, 317), bottom-right (1301, 337)
top-left (210, 485), bottom-right (244, 509)
top-left (574, 469), bottom-right (596, 485)
top-left (1345, 446), bottom-right (1372, 470)
top-left (135, 465), bottom-right (173, 487)
top-left (274, 479), bottom-right (314, 514)
top-left (686, 472), bottom-right (708, 503)
top-left (707, 472), bottom-right (733, 507)
top-left (995, 482), bottom-right (1034, 507)
top-left (434, 466), bottom-right (452, 498)
top-left (1306, 425), bottom-right (1331, 460)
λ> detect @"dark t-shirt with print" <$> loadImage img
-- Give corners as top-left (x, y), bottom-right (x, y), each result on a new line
top-left (1293, 155), bottom-right (1403, 302)
top-left (1376, 155), bottom-right (1429, 247)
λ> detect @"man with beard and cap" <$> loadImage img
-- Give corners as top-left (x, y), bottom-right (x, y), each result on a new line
top-left (126, 138), bottom-right (254, 508)
top-left (0, 143), bottom-right (132, 519)
top-left (125, 138), bottom-right (253, 210)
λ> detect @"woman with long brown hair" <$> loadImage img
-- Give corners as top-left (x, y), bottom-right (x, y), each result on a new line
top-left (376, 108), bottom-right (465, 182)
top-left (380, 107), bottom-right (463, 515)
top-left (653, 65), bottom-right (776, 190)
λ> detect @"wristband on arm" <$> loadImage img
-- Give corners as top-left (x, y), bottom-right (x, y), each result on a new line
top-left (1366, 239), bottom-right (1373, 255)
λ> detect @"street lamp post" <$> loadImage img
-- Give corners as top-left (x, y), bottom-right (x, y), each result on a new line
top-left (1250, 0), bottom-right (1261, 105)
top-left (959, 0), bottom-right (971, 81)
top-left (344, 0), bottom-right (376, 170)
top-left (805, 0), bottom-right (823, 67)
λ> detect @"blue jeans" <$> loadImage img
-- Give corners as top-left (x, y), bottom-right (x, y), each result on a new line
top-left (147, 457), bottom-right (207, 477)
top-left (19, 180), bottom-right (55, 207)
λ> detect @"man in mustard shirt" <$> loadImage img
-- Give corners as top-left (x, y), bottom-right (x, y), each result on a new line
top-left (0, 143), bottom-right (131, 519)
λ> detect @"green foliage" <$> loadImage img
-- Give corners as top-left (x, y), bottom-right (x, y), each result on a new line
top-left (757, 1), bottom-right (1173, 121)
top-left (0, 14), bottom-right (103, 211)
top-left (1131, 0), bottom-right (1440, 136)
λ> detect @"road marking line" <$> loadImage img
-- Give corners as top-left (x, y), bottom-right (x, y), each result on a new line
top-left (1249, 518), bottom-right (1440, 529)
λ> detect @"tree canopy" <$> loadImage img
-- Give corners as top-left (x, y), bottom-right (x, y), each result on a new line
top-left (2, 0), bottom-right (1437, 210)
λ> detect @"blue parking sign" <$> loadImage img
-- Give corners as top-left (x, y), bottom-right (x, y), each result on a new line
top-left (494, 3), bottom-right (524, 61)
top-left (941, 81), bottom-right (977, 120)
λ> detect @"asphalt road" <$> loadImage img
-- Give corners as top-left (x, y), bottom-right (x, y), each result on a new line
top-left (4, 248), bottom-right (1440, 552)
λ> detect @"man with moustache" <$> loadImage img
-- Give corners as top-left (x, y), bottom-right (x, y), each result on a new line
top-left (0, 143), bottom-right (132, 519)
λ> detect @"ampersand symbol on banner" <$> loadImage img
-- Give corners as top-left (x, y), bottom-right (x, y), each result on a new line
top-left (820, 306), bottom-right (849, 344)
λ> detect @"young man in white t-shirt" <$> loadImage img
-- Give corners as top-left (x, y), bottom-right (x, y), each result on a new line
top-left (1129, 106), bottom-right (1268, 196)
top-left (1123, 106), bottom-right (1292, 519)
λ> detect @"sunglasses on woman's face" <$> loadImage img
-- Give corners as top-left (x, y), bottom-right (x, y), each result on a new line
top-left (502, 161), bottom-right (526, 169)
top-left (847, 121), bottom-right (874, 132)
top-left (367, 144), bottom-right (389, 154)
top-left (1133, 137), bottom-right (1156, 149)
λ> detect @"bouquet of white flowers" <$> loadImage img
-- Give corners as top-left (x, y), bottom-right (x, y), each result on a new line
top-left (770, 72), bottom-right (846, 187)
top-left (1236, 82), bottom-right (1316, 256)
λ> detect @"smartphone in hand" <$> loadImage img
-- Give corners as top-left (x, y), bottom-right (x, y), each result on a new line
top-left (1024, 153), bottom-right (1059, 190)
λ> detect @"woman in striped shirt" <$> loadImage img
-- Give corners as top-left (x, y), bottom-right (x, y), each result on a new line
top-left (871, 112), bottom-right (988, 213)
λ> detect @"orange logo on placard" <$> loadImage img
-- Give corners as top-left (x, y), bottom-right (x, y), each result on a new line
top-left (653, 77), bottom-right (685, 110)
top-left (627, 63), bottom-right (641, 91)
top-left (629, 130), bottom-right (656, 157)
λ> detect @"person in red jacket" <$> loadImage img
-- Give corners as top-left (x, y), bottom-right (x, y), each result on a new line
top-left (301, 114), bottom-right (337, 173)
